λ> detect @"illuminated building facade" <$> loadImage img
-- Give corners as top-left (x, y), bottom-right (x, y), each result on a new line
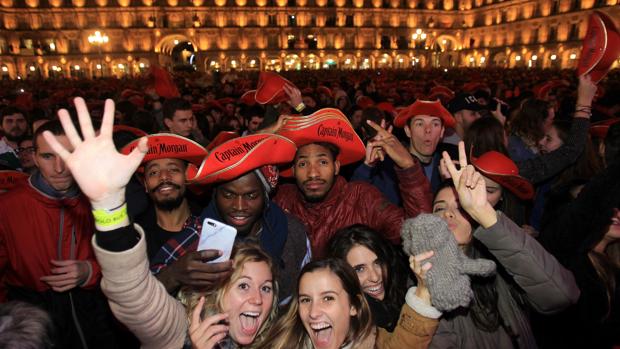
top-left (0, 0), bottom-right (618, 78)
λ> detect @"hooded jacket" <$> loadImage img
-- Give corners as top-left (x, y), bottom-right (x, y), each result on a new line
top-left (0, 174), bottom-right (101, 297)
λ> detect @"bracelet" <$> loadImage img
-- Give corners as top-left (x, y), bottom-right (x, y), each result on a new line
top-left (92, 203), bottom-right (128, 227)
top-left (294, 103), bottom-right (305, 112)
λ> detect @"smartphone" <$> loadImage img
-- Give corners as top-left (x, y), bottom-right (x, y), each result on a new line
top-left (197, 218), bottom-right (237, 263)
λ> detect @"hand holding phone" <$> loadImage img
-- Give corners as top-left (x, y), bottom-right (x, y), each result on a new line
top-left (198, 218), bottom-right (237, 263)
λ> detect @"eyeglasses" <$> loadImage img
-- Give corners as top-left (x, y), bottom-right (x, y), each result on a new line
top-left (17, 146), bottom-right (35, 154)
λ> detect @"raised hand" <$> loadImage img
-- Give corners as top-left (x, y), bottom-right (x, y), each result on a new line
top-left (576, 74), bottom-right (596, 110)
top-left (283, 84), bottom-right (303, 110)
top-left (366, 119), bottom-right (415, 169)
top-left (409, 251), bottom-right (433, 304)
top-left (190, 297), bottom-right (229, 349)
top-left (42, 97), bottom-right (148, 210)
top-left (442, 141), bottom-right (497, 228)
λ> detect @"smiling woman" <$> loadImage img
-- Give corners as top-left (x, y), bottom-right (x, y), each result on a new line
top-left (182, 242), bottom-right (279, 349)
top-left (258, 258), bottom-right (440, 349)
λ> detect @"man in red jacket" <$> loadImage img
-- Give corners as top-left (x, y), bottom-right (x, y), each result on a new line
top-left (0, 120), bottom-right (116, 348)
top-left (274, 109), bottom-right (432, 258)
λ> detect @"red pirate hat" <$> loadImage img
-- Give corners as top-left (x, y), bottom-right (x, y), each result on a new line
top-left (150, 66), bottom-right (180, 99)
top-left (277, 108), bottom-right (365, 172)
top-left (429, 85), bottom-right (455, 98)
top-left (589, 118), bottom-right (620, 139)
top-left (206, 131), bottom-right (240, 151)
top-left (239, 90), bottom-right (257, 106)
top-left (356, 96), bottom-right (375, 109)
top-left (218, 97), bottom-right (236, 106)
top-left (394, 100), bottom-right (456, 129)
top-left (255, 72), bottom-right (294, 105)
top-left (317, 86), bottom-right (333, 98)
top-left (191, 134), bottom-right (297, 185)
top-left (577, 11), bottom-right (620, 84)
top-left (0, 170), bottom-right (28, 192)
top-left (376, 102), bottom-right (396, 117)
top-left (535, 80), bottom-right (570, 100)
top-left (112, 125), bottom-right (148, 138)
top-left (121, 133), bottom-right (207, 181)
top-left (471, 151), bottom-right (534, 200)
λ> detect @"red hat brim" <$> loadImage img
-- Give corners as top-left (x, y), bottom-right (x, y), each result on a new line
top-left (589, 118), bottom-right (620, 139)
top-left (394, 100), bottom-right (456, 129)
top-left (0, 170), bottom-right (28, 191)
top-left (206, 131), bottom-right (240, 151)
top-left (255, 72), bottom-right (294, 105)
top-left (121, 133), bottom-right (207, 171)
top-left (277, 108), bottom-right (365, 176)
top-left (471, 151), bottom-right (534, 201)
top-left (113, 125), bottom-right (148, 138)
top-left (191, 134), bottom-right (297, 185)
top-left (577, 11), bottom-right (620, 84)
top-left (239, 90), bottom-right (257, 106)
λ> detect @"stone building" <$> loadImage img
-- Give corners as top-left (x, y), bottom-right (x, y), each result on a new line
top-left (0, 0), bottom-right (618, 78)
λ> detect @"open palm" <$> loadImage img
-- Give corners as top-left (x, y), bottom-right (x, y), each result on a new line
top-left (43, 97), bottom-right (147, 208)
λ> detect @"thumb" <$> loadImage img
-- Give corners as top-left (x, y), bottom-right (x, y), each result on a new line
top-left (127, 136), bottom-right (148, 171)
top-left (199, 249), bottom-right (223, 261)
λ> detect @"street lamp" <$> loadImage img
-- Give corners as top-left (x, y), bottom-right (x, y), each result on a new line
top-left (88, 31), bottom-right (109, 78)
top-left (411, 28), bottom-right (428, 49)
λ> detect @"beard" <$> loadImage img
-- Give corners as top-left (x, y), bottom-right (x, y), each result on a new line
top-left (150, 181), bottom-right (186, 212)
top-left (4, 131), bottom-right (26, 143)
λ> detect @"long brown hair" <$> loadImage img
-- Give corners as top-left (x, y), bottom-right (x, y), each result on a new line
top-left (258, 259), bottom-right (374, 349)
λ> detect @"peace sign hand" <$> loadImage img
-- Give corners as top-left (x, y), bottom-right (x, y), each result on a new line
top-left (43, 97), bottom-right (148, 210)
top-left (366, 119), bottom-right (415, 169)
top-left (441, 142), bottom-right (497, 228)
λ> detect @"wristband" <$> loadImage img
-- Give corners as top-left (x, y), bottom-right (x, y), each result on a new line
top-left (294, 103), bottom-right (305, 112)
top-left (92, 203), bottom-right (128, 227)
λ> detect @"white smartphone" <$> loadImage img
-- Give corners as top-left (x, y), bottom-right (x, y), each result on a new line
top-left (197, 218), bottom-right (237, 263)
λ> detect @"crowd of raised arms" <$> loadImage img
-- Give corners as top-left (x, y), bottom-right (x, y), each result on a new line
top-left (0, 67), bottom-right (619, 349)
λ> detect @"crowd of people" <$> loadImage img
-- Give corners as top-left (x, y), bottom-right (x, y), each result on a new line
top-left (0, 66), bottom-right (619, 349)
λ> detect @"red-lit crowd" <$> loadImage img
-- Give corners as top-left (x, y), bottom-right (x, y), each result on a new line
top-left (0, 67), bottom-right (619, 349)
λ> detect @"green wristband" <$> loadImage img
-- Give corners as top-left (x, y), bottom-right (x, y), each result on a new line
top-left (92, 204), bottom-right (128, 227)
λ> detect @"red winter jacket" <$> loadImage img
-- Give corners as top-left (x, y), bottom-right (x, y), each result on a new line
top-left (0, 178), bottom-right (101, 300)
top-left (274, 162), bottom-right (432, 258)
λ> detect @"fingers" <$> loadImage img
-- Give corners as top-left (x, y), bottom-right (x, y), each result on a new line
top-left (414, 250), bottom-right (434, 263)
top-left (366, 119), bottom-right (389, 137)
top-left (199, 250), bottom-right (224, 261)
top-left (57, 108), bottom-right (83, 149)
top-left (442, 151), bottom-right (458, 180)
top-left (190, 296), bottom-right (206, 330)
top-left (42, 131), bottom-right (71, 161)
top-left (463, 165), bottom-right (476, 189)
top-left (50, 259), bottom-right (78, 267)
top-left (99, 99), bottom-right (115, 138)
top-left (457, 141), bottom-right (468, 169)
top-left (73, 97), bottom-right (96, 140)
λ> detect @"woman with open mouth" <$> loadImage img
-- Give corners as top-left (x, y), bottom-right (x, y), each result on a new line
top-left (327, 225), bottom-right (409, 332)
top-left (183, 242), bottom-right (278, 349)
top-left (258, 257), bottom-right (441, 349)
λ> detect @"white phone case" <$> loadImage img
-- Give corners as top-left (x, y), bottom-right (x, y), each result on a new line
top-left (198, 218), bottom-right (237, 263)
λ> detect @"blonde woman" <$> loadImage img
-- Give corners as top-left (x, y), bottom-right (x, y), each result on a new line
top-left (186, 243), bottom-right (279, 349)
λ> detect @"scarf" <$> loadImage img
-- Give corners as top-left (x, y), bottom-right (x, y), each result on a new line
top-left (200, 199), bottom-right (288, 266)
